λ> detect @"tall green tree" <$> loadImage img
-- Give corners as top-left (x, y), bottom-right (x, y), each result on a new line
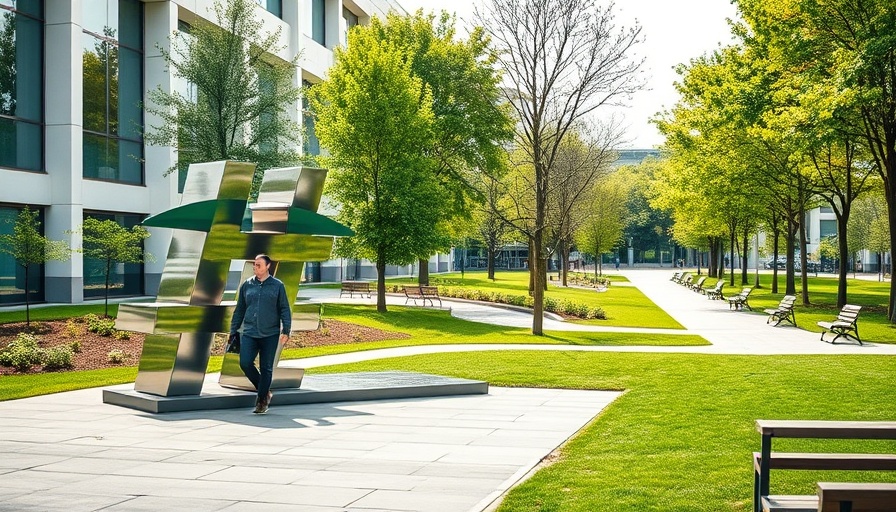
top-left (144, 0), bottom-right (302, 188)
top-left (79, 218), bottom-right (151, 317)
top-left (366, 11), bottom-right (513, 285)
top-left (574, 172), bottom-right (628, 277)
top-left (477, 0), bottom-right (643, 335)
top-left (0, 208), bottom-right (70, 327)
top-left (309, 19), bottom-right (442, 313)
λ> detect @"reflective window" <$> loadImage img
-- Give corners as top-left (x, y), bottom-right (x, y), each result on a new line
top-left (0, 205), bottom-right (46, 305)
top-left (302, 80), bottom-right (319, 156)
top-left (82, 211), bottom-right (145, 298)
top-left (311, 0), bottom-right (325, 45)
top-left (256, 0), bottom-right (281, 18)
top-left (82, 0), bottom-right (143, 184)
top-left (0, 2), bottom-right (43, 171)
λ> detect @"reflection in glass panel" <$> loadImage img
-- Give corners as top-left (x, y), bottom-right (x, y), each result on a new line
top-left (118, 0), bottom-right (140, 49)
top-left (311, 0), bottom-right (325, 45)
top-left (83, 212), bottom-right (144, 298)
top-left (0, 10), bottom-right (42, 121)
top-left (118, 47), bottom-right (141, 139)
top-left (0, 116), bottom-right (40, 170)
top-left (12, 13), bottom-right (41, 120)
top-left (118, 139), bottom-right (142, 184)
top-left (83, 132), bottom-right (114, 179)
top-left (0, 205), bottom-right (45, 305)
top-left (82, 33), bottom-right (108, 133)
top-left (1, 1), bottom-right (43, 19)
top-left (81, 0), bottom-right (110, 37)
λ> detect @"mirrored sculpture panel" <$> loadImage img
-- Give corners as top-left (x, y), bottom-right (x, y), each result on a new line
top-left (115, 161), bottom-right (352, 396)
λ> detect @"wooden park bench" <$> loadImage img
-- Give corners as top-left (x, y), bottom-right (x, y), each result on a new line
top-left (674, 271), bottom-right (690, 284)
top-left (765, 295), bottom-right (796, 326)
top-left (340, 281), bottom-right (371, 298)
top-left (691, 275), bottom-right (708, 293)
top-left (818, 305), bottom-right (862, 345)
top-left (728, 287), bottom-right (753, 310)
top-left (705, 280), bottom-right (725, 300)
top-left (681, 274), bottom-right (694, 288)
top-left (753, 419), bottom-right (896, 512)
top-left (402, 285), bottom-right (442, 307)
top-left (670, 271), bottom-right (681, 282)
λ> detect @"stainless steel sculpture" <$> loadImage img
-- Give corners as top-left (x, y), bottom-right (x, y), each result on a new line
top-left (115, 161), bottom-right (351, 396)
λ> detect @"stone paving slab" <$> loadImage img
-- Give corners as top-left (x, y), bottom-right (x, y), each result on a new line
top-left (0, 386), bottom-right (620, 512)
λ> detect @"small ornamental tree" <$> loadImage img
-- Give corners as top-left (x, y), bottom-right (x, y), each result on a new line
top-left (80, 218), bottom-right (152, 317)
top-left (144, 0), bottom-right (303, 192)
top-left (0, 207), bottom-right (70, 327)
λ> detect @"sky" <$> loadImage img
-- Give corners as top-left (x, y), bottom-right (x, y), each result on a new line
top-left (396, 0), bottom-right (740, 148)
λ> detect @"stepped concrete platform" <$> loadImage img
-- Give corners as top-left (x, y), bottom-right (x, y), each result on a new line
top-left (103, 371), bottom-right (488, 413)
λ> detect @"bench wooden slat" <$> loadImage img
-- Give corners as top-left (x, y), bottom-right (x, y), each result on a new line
top-left (756, 420), bottom-right (896, 439)
top-left (753, 452), bottom-right (896, 471)
top-left (761, 495), bottom-right (818, 512)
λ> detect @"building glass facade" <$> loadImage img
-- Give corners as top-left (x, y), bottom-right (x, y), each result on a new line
top-left (0, 205), bottom-right (45, 304)
top-left (0, 1), bottom-right (43, 172)
top-left (82, 0), bottom-right (143, 184)
top-left (82, 211), bottom-right (144, 298)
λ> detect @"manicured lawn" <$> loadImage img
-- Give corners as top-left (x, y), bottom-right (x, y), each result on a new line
top-left (381, 270), bottom-right (683, 329)
top-left (707, 272), bottom-right (896, 343)
top-left (310, 350), bottom-right (896, 511)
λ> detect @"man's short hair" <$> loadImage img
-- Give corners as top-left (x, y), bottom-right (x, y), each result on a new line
top-left (255, 254), bottom-right (272, 267)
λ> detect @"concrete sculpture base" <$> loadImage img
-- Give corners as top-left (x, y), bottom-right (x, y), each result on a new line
top-left (102, 371), bottom-right (489, 414)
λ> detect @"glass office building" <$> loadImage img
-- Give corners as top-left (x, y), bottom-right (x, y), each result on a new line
top-left (0, 0), bottom-right (403, 305)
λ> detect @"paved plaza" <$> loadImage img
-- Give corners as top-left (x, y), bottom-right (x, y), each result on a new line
top-left (1, 269), bottom-right (894, 511)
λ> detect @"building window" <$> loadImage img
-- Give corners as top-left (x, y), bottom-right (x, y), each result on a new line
top-left (256, 0), bottom-right (281, 18)
top-left (82, 0), bottom-right (143, 184)
top-left (311, 0), bottom-right (325, 45)
top-left (0, 1), bottom-right (43, 172)
top-left (302, 80), bottom-right (319, 156)
top-left (0, 204), bottom-right (46, 305)
top-left (820, 219), bottom-right (838, 239)
top-left (820, 206), bottom-right (834, 214)
top-left (82, 211), bottom-right (145, 298)
top-left (342, 6), bottom-right (358, 45)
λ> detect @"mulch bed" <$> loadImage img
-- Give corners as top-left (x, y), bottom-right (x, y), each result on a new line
top-left (0, 318), bottom-right (409, 376)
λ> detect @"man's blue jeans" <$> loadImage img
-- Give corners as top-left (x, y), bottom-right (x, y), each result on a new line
top-left (239, 333), bottom-right (279, 401)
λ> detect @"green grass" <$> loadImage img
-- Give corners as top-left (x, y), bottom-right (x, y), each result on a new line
top-left (382, 271), bottom-right (683, 329)
top-left (310, 350), bottom-right (896, 511)
top-left (0, 303), bottom-right (121, 324)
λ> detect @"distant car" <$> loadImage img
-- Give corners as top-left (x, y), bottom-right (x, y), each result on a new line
top-left (764, 258), bottom-right (787, 270)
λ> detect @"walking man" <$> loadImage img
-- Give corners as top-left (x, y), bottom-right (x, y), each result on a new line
top-left (230, 254), bottom-right (291, 414)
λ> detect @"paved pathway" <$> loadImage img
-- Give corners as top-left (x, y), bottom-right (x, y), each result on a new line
top-left (2, 270), bottom-right (894, 512)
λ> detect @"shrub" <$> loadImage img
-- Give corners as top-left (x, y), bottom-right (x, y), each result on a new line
top-left (0, 333), bottom-right (45, 372)
top-left (69, 340), bottom-right (82, 353)
top-left (113, 330), bottom-right (130, 340)
top-left (43, 346), bottom-right (74, 370)
top-left (107, 349), bottom-right (125, 364)
top-left (85, 314), bottom-right (115, 336)
top-left (64, 319), bottom-right (83, 339)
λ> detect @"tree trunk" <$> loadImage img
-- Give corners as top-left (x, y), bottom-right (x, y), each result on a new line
top-left (836, 214), bottom-right (849, 308)
top-left (418, 258), bottom-right (429, 286)
top-left (772, 230), bottom-right (780, 294)
top-left (729, 229), bottom-right (736, 285)
top-left (528, 238), bottom-right (535, 295)
top-left (23, 263), bottom-right (31, 327)
top-left (532, 249), bottom-right (544, 336)
top-left (487, 245), bottom-right (496, 281)
top-left (560, 239), bottom-right (568, 287)
top-left (785, 217), bottom-right (797, 296)
top-left (741, 229), bottom-right (749, 285)
top-left (104, 259), bottom-right (111, 317)
top-left (376, 253), bottom-right (387, 313)
top-left (799, 216), bottom-right (809, 305)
